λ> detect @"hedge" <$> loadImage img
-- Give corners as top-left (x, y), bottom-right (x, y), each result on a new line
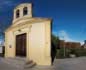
top-left (56, 48), bottom-right (86, 59)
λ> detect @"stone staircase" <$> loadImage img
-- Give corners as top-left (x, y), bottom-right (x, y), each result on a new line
top-left (2, 57), bottom-right (36, 69)
top-left (24, 60), bottom-right (36, 68)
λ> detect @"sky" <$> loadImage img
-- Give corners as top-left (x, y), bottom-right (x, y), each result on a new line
top-left (0, 0), bottom-right (86, 44)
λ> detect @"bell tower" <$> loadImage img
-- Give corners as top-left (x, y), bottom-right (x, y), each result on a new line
top-left (13, 3), bottom-right (32, 23)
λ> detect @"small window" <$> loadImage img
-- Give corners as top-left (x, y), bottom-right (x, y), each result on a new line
top-left (16, 9), bottom-right (20, 18)
top-left (23, 7), bottom-right (28, 16)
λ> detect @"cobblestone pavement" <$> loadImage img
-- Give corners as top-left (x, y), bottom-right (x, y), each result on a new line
top-left (1, 57), bottom-right (86, 70)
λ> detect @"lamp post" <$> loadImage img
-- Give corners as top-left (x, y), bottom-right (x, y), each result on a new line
top-left (62, 36), bottom-right (65, 57)
top-left (63, 40), bottom-right (65, 57)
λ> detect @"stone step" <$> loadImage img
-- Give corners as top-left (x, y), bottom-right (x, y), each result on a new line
top-left (14, 57), bottom-right (26, 61)
top-left (2, 57), bottom-right (36, 68)
top-left (25, 60), bottom-right (33, 65)
top-left (24, 60), bottom-right (36, 68)
top-left (4, 58), bottom-right (25, 63)
top-left (3, 58), bottom-right (26, 68)
top-left (4, 58), bottom-right (25, 64)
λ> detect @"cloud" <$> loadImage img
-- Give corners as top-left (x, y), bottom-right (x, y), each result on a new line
top-left (58, 30), bottom-right (73, 41)
top-left (58, 30), bottom-right (84, 45)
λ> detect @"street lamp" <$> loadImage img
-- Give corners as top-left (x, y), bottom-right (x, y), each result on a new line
top-left (64, 40), bottom-right (66, 57)
top-left (62, 36), bottom-right (66, 57)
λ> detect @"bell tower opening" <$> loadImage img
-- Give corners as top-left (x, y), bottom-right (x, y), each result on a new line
top-left (23, 7), bottom-right (28, 16)
top-left (16, 9), bottom-right (20, 18)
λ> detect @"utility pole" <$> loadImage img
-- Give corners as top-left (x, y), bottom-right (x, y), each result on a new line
top-left (64, 41), bottom-right (65, 57)
top-left (62, 36), bottom-right (65, 57)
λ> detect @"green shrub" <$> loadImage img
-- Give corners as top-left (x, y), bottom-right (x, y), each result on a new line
top-left (74, 48), bottom-right (86, 57)
top-left (56, 48), bottom-right (64, 58)
top-left (56, 48), bottom-right (70, 58)
top-left (56, 48), bottom-right (86, 59)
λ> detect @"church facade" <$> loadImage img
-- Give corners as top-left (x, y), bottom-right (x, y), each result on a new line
top-left (5, 3), bottom-right (52, 65)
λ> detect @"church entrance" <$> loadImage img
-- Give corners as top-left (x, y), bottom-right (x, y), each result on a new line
top-left (16, 33), bottom-right (27, 57)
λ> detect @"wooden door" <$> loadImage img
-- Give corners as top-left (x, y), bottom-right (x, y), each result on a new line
top-left (16, 33), bottom-right (26, 56)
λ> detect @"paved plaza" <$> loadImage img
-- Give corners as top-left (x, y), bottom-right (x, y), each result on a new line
top-left (0, 57), bottom-right (86, 70)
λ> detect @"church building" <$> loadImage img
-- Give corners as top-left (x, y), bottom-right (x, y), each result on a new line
top-left (5, 3), bottom-right (52, 65)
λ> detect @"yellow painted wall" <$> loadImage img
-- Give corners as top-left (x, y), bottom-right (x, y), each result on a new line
top-left (29, 22), bottom-right (46, 65)
top-left (5, 20), bottom-right (51, 65)
top-left (5, 31), bottom-right (15, 57)
top-left (28, 21), bottom-right (51, 65)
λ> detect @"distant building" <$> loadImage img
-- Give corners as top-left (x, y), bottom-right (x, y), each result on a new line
top-left (81, 40), bottom-right (86, 48)
top-left (59, 40), bottom-right (65, 48)
top-left (65, 42), bottom-right (72, 48)
top-left (59, 40), bottom-right (81, 48)
top-left (70, 42), bottom-right (81, 48)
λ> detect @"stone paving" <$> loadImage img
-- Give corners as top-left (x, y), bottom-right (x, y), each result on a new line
top-left (0, 58), bottom-right (19, 70)
top-left (1, 57), bottom-right (86, 70)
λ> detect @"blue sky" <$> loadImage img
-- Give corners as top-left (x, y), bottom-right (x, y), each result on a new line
top-left (0, 0), bottom-right (86, 44)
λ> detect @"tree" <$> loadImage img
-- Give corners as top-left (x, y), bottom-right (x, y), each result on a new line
top-left (51, 34), bottom-right (59, 48)
top-left (51, 34), bottom-right (59, 64)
